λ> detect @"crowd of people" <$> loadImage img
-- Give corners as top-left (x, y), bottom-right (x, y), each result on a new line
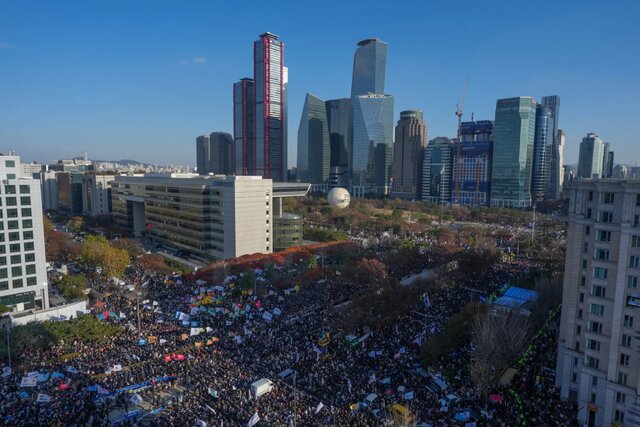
top-left (0, 246), bottom-right (574, 426)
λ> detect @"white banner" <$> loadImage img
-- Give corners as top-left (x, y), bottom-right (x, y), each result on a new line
top-left (20, 377), bottom-right (37, 387)
top-left (36, 393), bottom-right (51, 403)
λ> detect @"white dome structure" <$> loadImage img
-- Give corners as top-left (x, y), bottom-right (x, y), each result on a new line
top-left (327, 187), bottom-right (351, 209)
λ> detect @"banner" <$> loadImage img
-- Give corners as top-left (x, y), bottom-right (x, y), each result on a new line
top-left (36, 393), bottom-right (51, 403)
top-left (113, 364), bottom-right (123, 372)
top-left (130, 393), bottom-right (144, 406)
top-left (247, 412), bottom-right (260, 427)
top-left (315, 402), bottom-right (324, 414)
top-left (1, 367), bottom-right (11, 377)
top-left (148, 336), bottom-right (158, 344)
top-left (20, 377), bottom-right (37, 387)
top-left (190, 327), bottom-right (200, 337)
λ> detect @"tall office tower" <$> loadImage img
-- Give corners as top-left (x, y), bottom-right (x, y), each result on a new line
top-left (422, 137), bottom-right (453, 204)
top-left (297, 93), bottom-right (330, 184)
top-left (0, 153), bottom-right (49, 311)
top-left (197, 133), bottom-right (233, 176)
top-left (490, 97), bottom-right (537, 208)
top-left (390, 110), bottom-right (427, 199)
top-left (351, 38), bottom-right (388, 98)
top-left (578, 133), bottom-right (605, 179)
top-left (326, 98), bottom-right (352, 188)
top-left (40, 171), bottom-right (58, 211)
top-left (350, 38), bottom-right (393, 197)
top-left (531, 105), bottom-right (555, 201)
top-left (351, 94), bottom-right (394, 197)
top-left (556, 180), bottom-right (640, 427)
top-left (254, 32), bottom-right (287, 182)
top-left (602, 143), bottom-right (615, 178)
top-left (549, 129), bottom-right (566, 199)
top-left (233, 78), bottom-right (255, 176)
top-left (613, 164), bottom-right (628, 179)
top-left (451, 120), bottom-right (494, 206)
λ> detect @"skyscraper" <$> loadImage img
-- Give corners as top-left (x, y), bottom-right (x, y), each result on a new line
top-left (578, 133), bottom-right (605, 179)
top-left (531, 105), bottom-right (555, 201)
top-left (351, 38), bottom-right (388, 98)
top-left (326, 98), bottom-right (351, 188)
top-left (254, 32), bottom-right (287, 181)
top-left (197, 133), bottom-right (234, 175)
top-left (350, 38), bottom-right (393, 197)
top-left (390, 110), bottom-right (427, 199)
top-left (233, 78), bottom-right (255, 176)
top-left (451, 120), bottom-right (494, 206)
top-left (351, 93), bottom-right (394, 197)
top-left (542, 96), bottom-right (563, 199)
top-left (422, 137), bottom-right (453, 204)
top-left (602, 142), bottom-right (614, 178)
top-left (490, 97), bottom-right (537, 208)
top-left (296, 93), bottom-right (330, 184)
top-left (556, 180), bottom-right (640, 426)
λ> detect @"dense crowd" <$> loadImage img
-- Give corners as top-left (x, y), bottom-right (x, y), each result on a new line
top-left (0, 250), bottom-right (574, 426)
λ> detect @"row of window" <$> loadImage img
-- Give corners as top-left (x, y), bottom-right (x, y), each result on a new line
top-left (2, 185), bottom-right (30, 195)
top-left (0, 231), bottom-right (33, 242)
top-left (1, 208), bottom-right (32, 218)
top-left (0, 264), bottom-right (37, 278)
top-left (0, 253), bottom-right (35, 265)
top-left (1, 219), bottom-right (33, 230)
top-left (586, 191), bottom-right (640, 206)
top-left (0, 276), bottom-right (37, 290)
top-left (0, 242), bottom-right (35, 253)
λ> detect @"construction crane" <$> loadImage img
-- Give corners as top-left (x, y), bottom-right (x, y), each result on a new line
top-left (454, 77), bottom-right (469, 204)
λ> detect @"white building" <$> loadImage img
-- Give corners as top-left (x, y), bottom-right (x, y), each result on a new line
top-left (81, 174), bottom-right (115, 216)
top-left (0, 153), bottom-right (49, 311)
top-left (39, 171), bottom-right (59, 211)
top-left (556, 179), bottom-right (640, 426)
top-left (111, 174), bottom-right (309, 262)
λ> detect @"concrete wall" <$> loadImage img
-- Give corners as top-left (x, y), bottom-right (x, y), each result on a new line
top-left (9, 299), bottom-right (88, 327)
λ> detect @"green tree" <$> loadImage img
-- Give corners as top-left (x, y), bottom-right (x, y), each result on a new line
top-left (56, 274), bottom-right (88, 300)
top-left (103, 246), bottom-right (130, 279)
top-left (81, 235), bottom-right (109, 268)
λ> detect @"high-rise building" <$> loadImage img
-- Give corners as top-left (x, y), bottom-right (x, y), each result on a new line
top-left (613, 164), bottom-right (628, 179)
top-left (549, 129), bottom-right (566, 199)
top-left (390, 110), bottom-right (427, 200)
top-left (351, 93), bottom-right (394, 197)
top-left (452, 120), bottom-right (494, 206)
top-left (254, 32), bottom-right (287, 181)
top-left (197, 133), bottom-right (234, 176)
top-left (296, 93), bottom-right (330, 184)
top-left (326, 98), bottom-right (351, 188)
top-left (490, 97), bottom-right (537, 208)
top-left (350, 38), bottom-right (393, 197)
top-left (531, 105), bottom-right (555, 201)
top-left (351, 38), bottom-right (388, 98)
top-left (578, 133), bottom-right (605, 179)
top-left (233, 78), bottom-right (255, 176)
top-left (39, 171), bottom-right (58, 211)
top-left (422, 137), bottom-right (453, 204)
top-left (80, 174), bottom-right (115, 216)
top-left (0, 153), bottom-right (49, 311)
top-left (556, 180), bottom-right (640, 426)
top-left (602, 142), bottom-right (615, 178)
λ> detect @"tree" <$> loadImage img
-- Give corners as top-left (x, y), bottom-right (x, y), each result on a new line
top-left (112, 238), bottom-right (144, 259)
top-left (56, 274), bottom-right (88, 300)
top-left (81, 235), bottom-right (109, 268)
top-left (103, 246), bottom-right (130, 279)
top-left (135, 254), bottom-right (171, 274)
top-left (67, 216), bottom-right (84, 233)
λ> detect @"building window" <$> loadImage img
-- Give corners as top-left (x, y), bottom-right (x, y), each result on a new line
top-left (0, 281), bottom-right (7, 291)
top-left (576, 325), bottom-right (582, 335)
top-left (588, 321), bottom-right (603, 334)
top-left (615, 410), bottom-right (625, 423)
top-left (12, 278), bottom-right (22, 288)
top-left (571, 372), bottom-right (577, 383)
top-left (0, 257), bottom-right (5, 266)
top-left (26, 276), bottom-right (36, 286)
top-left (592, 376), bottom-right (598, 386)
top-left (9, 244), bottom-right (19, 253)
top-left (7, 220), bottom-right (18, 230)
top-left (618, 372), bottom-right (628, 386)
top-left (578, 309), bottom-right (583, 319)
top-left (10, 255), bottom-right (20, 264)
top-left (634, 215), bottom-right (640, 228)
top-left (587, 339), bottom-right (601, 351)
top-left (22, 231), bottom-right (33, 240)
top-left (587, 208), bottom-right (592, 218)
top-left (23, 242), bottom-right (33, 251)
top-left (24, 253), bottom-right (34, 262)
top-left (624, 315), bottom-right (634, 328)
top-left (588, 191), bottom-right (593, 201)
top-left (580, 293), bottom-right (585, 302)
top-left (594, 248), bottom-right (609, 260)
top-left (25, 264), bottom-right (35, 275)
top-left (583, 243), bottom-right (589, 254)
top-left (5, 197), bottom-right (16, 207)
top-left (22, 219), bottom-right (32, 229)
top-left (598, 211), bottom-right (613, 223)
top-left (8, 232), bottom-right (19, 242)
top-left (636, 194), bottom-right (640, 206)
top-left (7, 209), bottom-right (17, 219)
top-left (629, 275), bottom-right (638, 288)
top-left (4, 160), bottom-right (15, 168)
top-left (19, 196), bottom-right (30, 206)
top-left (585, 226), bottom-right (591, 235)
top-left (591, 285), bottom-right (606, 297)
top-left (622, 335), bottom-right (632, 348)
top-left (0, 269), bottom-right (6, 279)
top-left (589, 304), bottom-right (604, 316)
top-left (586, 356), bottom-right (600, 369)
top-left (617, 392), bottom-right (627, 404)
top-left (597, 230), bottom-right (611, 242)
top-left (19, 185), bottom-right (29, 194)
top-left (593, 267), bottom-right (608, 280)
top-left (620, 353), bottom-right (630, 366)
top-left (631, 255), bottom-right (640, 269)
top-left (21, 208), bottom-right (31, 217)
top-left (11, 266), bottom-right (21, 277)
top-left (600, 192), bottom-right (615, 204)
top-left (582, 259), bottom-right (588, 269)
top-left (632, 235), bottom-right (640, 248)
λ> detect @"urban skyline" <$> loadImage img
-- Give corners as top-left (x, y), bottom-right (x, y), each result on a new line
top-left (1, 1), bottom-right (638, 167)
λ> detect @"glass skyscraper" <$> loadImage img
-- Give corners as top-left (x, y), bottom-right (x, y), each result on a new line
top-left (452, 120), bottom-right (493, 206)
top-left (351, 38), bottom-right (388, 98)
top-left (541, 95), bottom-right (562, 199)
top-left (254, 32), bottom-right (287, 182)
top-left (325, 98), bottom-right (351, 188)
top-left (422, 137), bottom-right (453, 203)
top-left (350, 38), bottom-right (393, 197)
top-left (233, 78), bottom-right (255, 176)
top-left (296, 93), bottom-right (330, 184)
top-left (577, 133), bottom-right (604, 179)
top-left (490, 97), bottom-right (537, 208)
top-left (531, 105), bottom-right (555, 201)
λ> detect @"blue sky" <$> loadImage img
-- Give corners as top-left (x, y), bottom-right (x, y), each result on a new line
top-left (1, 0), bottom-right (639, 167)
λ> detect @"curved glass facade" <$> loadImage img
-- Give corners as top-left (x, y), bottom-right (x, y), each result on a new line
top-left (273, 213), bottom-right (302, 252)
top-left (531, 106), bottom-right (554, 201)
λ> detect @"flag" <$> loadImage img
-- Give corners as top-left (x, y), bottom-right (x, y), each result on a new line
top-left (36, 393), bottom-right (51, 403)
top-left (190, 327), bottom-right (200, 336)
top-left (119, 312), bottom-right (126, 319)
top-left (130, 393), bottom-right (143, 406)
top-left (97, 385), bottom-right (110, 395)
top-left (368, 372), bottom-right (376, 384)
top-left (1, 367), bottom-right (11, 377)
top-left (208, 387), bottom-right (219, 399)
top-left (404, 391), bottom-right (414, 400)
top-left (113, 364), bottom-right (123, 372)
top-left (159, 338), bottom-right (167, 345)
top-left (422, 293), bottom-right (431, 309)
top-left (247, 412), bottom-right (260, 427)
top-left (380, 377), bottom-right (391, 384)
top-left (315, 402), bottom-right (324, 414)
top-left (65, 366), bottom-right (78, 374)
top-left (196, 420), bottom-right (207, 427)
top-left (20, 377), bottom-right (37, 387)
